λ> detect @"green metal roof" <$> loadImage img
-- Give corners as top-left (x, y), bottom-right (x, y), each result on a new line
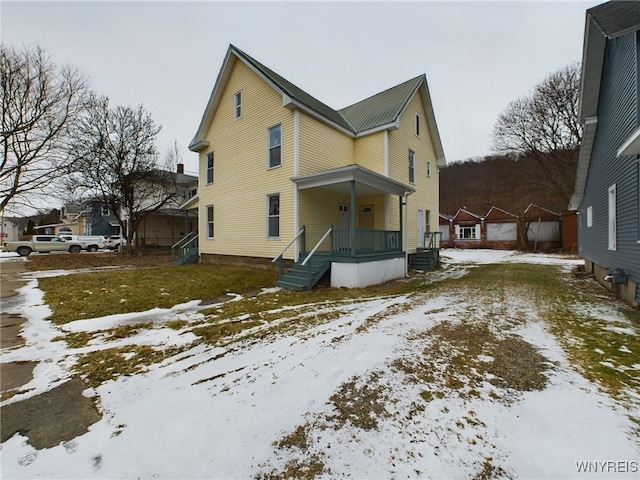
top-left (339, 75), bottom-right (425, 133)
top-left (191, 44), bottom-right (445, 165)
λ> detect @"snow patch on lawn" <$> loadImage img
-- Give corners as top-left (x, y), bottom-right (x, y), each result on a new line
top-left (1, 249), bottom-right (638, 479)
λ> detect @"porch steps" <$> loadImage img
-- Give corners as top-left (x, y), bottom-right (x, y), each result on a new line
top-left (276, 256), bottom-right (331, 290)
top-left (411, 249), bottom-right (437, 271)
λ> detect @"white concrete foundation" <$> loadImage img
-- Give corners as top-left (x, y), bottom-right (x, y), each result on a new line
top-left (330, 257), bottom-right (406, 288)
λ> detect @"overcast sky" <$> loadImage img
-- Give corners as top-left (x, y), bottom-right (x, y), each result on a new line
top-left (3, 0), bottom-right (601, 175)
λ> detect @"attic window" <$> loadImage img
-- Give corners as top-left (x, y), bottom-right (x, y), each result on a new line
top-left (415, 112), bottom-right (420, 136)
top-left (234, 91), bottom-right (242, 119)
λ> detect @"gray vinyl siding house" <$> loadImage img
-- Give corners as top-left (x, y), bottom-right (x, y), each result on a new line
top-left (570, 1), bottom-right (640, 306)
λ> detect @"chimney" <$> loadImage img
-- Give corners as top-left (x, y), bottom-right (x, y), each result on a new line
top-left (177, 163), bottom-right (184, 174)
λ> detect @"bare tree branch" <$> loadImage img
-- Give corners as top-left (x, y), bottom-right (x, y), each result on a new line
top-left (491, 63), bottom-right (582, 205)
top-left (0, 44), bottom-right (90, 214)
top-left (66, 95), bottom-right (176, 254)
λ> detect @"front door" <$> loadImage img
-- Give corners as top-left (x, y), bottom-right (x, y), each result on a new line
top-left (359, 205), bottom-right (374, 229)
top-left (417, 210), bottom-right (425, 248)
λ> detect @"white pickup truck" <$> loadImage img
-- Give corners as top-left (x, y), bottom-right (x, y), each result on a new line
top-left (2, 235), bottom-right (85, 256)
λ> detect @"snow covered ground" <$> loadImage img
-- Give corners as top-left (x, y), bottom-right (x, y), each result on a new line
top-left (1, 249), bottom-right (638, 479)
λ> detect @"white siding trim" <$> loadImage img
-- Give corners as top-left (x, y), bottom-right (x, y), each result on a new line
top-left (294, 109), bottom-right (300, 177)
top-left (384, 130), bottom-right (389, 177)
top-left (294, 109), bottom-right (300, 260)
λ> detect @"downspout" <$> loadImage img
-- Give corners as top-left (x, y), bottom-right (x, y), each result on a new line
top-left (293, 109), bottom-right (300, 261)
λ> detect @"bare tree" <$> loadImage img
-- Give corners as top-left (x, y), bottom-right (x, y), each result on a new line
top-left (492, 63), bottom-right (582, 205)
top-left (0, 44), bottom-right (89, 213)
top-left (66, 95), bottom-right (176, 254)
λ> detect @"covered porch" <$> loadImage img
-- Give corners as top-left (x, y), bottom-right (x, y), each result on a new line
top-left (293, 164), bottom-right (414, 260)
top-left (275, 165), bottom-right (415, 289)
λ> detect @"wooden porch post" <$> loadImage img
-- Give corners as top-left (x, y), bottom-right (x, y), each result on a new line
top-left (350, 180), bottom-right (356, 256)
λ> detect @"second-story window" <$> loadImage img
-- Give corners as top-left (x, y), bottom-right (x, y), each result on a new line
top-left (409, 150), bottom-right (415, 183)
top-left (101, 205), bottom-right (109, 216)
top-left (234, 91), bottom-right (242, 120)
top-left (206, 152), bottom-right (214, 184)
top-left (427, 161), bottom-right (431, 177)
top-left (269, 124), bottom-right (281, 168)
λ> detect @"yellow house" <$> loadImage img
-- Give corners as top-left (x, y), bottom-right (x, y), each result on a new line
top-left (189, 45), bottom-right (446, 289)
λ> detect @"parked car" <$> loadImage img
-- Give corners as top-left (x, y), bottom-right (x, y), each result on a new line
top-left (59, 235), bottom-right (106, 252)
top-left (2, 235), bottom-right (83, 256)
top-left (105, 235), bottom-right (126, 250)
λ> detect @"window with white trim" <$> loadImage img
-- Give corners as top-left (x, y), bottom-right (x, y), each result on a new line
top-left (409, 150), bottom-right (415, 183)
top-left (101, 205), bottom-right (109, 216)
top-left (234, 91), bottom-right (242, 120)
top-left (455, 224), bottom-right (480, 240)
top-left (206, 152), bottom-right (214, 184)
top-left (427, 161), bottom-right (431, 177)
top-left (608, 184), bottom-right (616, 250)
top-left (206, 205), bottom-right (214, 238)
top-left (268, 125), bottom-right (281, 168)
top-left (586, 206), bottom-right (593, 227)
top-left (267, 194), bottom-right (280, 238)
top-left (415, 112), bottom-right (420, 136)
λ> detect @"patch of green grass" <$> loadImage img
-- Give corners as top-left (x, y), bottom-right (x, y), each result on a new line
top-left (27, 252), bottom-right (171, 271)
top-left (106, 322), bottom-right (153, 341)
top-left (165, 320), bottom-right (189, 330)
top-left (192, 319), bottom-right (262, 345)
top-left (39, 264), bottom-right (278, 324)
top-left (52, 331), bottom-right (95, 348)
top-left (73, 345), bottom-right (175, 388)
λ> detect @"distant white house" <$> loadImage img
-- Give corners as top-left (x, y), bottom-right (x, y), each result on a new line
top-left (1, 217), bottom-right (20, 242)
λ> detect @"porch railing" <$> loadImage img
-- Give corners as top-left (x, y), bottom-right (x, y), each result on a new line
top-left (331, 227), bottom-right (401, 256)
top-left (423, 231), bottom-right (442, 250)
top-left (272, 226), bottom-right (306, 279)
top-left (171, 232), bottom-right (199, 265)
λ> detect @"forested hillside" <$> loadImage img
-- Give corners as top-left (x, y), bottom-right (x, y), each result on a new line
top-left (439, 153), bottom-right (576, 217)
